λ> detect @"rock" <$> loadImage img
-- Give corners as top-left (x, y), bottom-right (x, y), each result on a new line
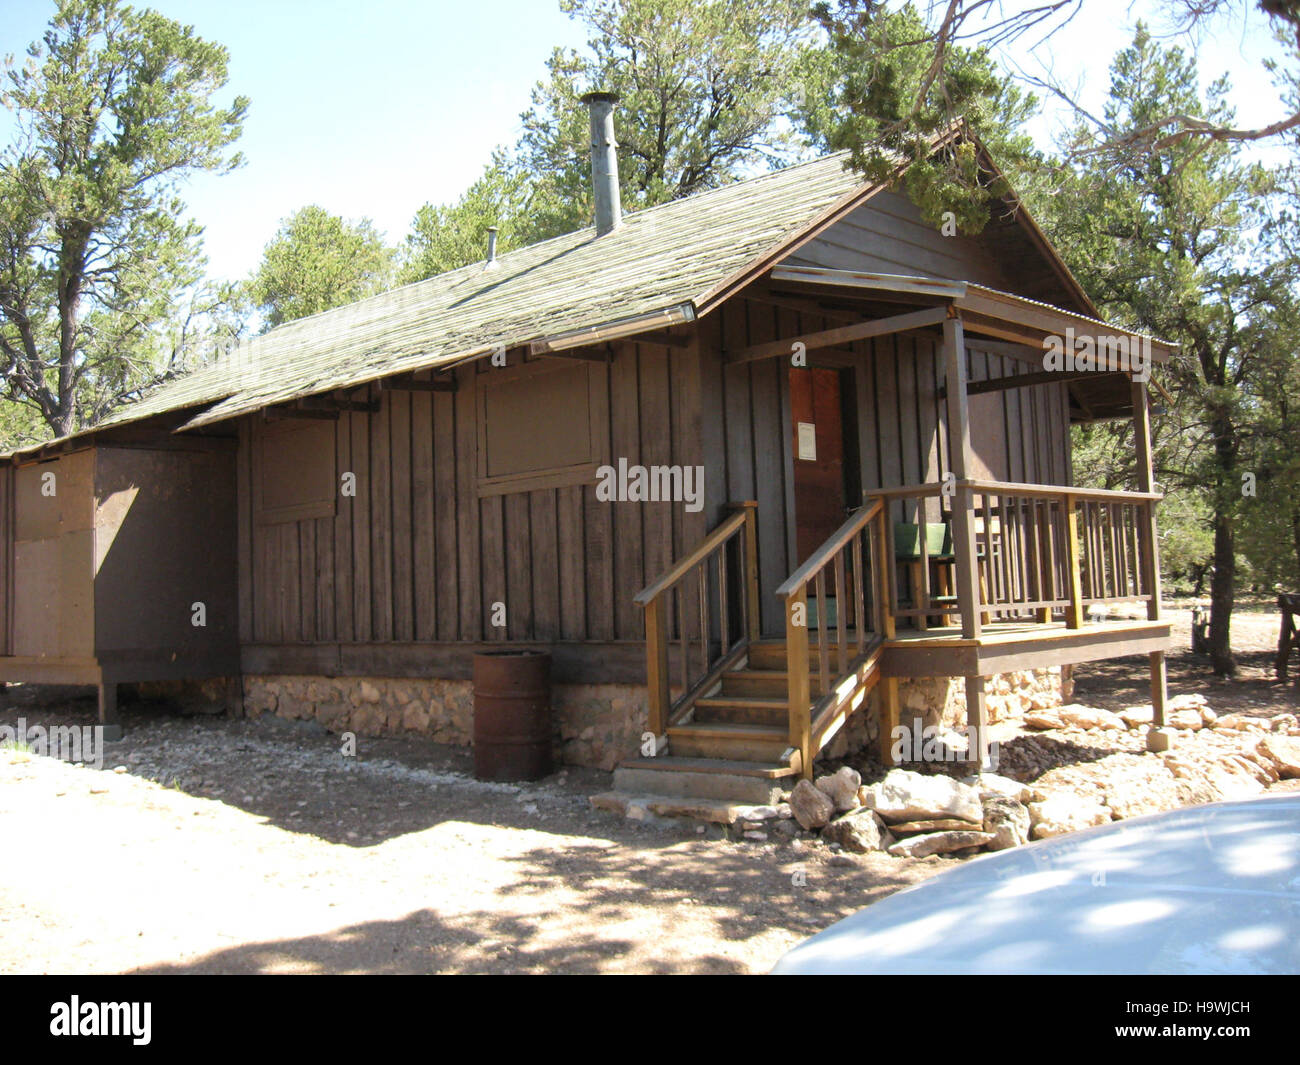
top-left (1103, 763), bottom-right (1180, 820)
top-left (814, 766), bottom-right (862, 813)
top-left (1258, 735), bottom-right (1300, 779)
top-left (863, 769), bottom-right (984, 825)
top-left (358, 681), bottom-right (382, 704)
top-left (1162, 751), bottom-right (1266, 802)
top-left (789, 778), bottom-right (836, 830)
top-left (1168, 693), bottom-right (1208, 712)
top-left (982, 796), bottom-right (1030, 850)
top-left (888, 830), bottom-right (996, 858)
top-left (888, 818), bottom-right (979, 835)
top-left (1168, 709), bottom-right (1203, 731)
top-left (401, 701), bottom-right (430, 733)
top-left (1029, 793), bottom-right (1111, 839)
top-left (963, 772), bottom-right (1032, 803)
top-left (1119, 704), bottom-right (1154, 729)
top-left (772, 818), bottom-right (801, 840)
top-left (1024, 711), bottom-right (1063, 730)
top-left (733, 804), bottom-right (782, 822)
top-left (1214, 713), bottom-right (1266, 732)
top-left (821, 808), bottom-right (891, 853)
top-left (1058, 704), bottom-right (1126, 730)
top-left (1273, 714), bottom-right (1299, 734)
top-left (1200, 707), bottom-right (1218, 727)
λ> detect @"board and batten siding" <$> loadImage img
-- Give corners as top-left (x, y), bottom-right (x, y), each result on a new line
top-left (784, 189), bottom-right (1091, 312)
top-left (237, 339), bottom-right (707, 661)
top-left (0, 465), bottom-right (12, 657)
top-left (697, 295), bottom-right (1072, 633)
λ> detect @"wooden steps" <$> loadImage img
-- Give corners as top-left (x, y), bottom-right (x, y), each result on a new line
top-left (607, 640), bottom-right (804, 805)
top-left (598, 634), bottom-right (882, 813)
top-left (666, 721), bottom-right (788, 762)
top-left (613, 755), bottom-right (797, 805)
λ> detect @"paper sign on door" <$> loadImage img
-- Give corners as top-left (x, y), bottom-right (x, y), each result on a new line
top-left (797, 421), bottom-right (817, 461)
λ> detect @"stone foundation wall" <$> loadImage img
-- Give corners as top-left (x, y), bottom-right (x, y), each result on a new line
top-left (899, 667), bottom-right (1065, 733)
top-left (233, 664), bottom-right (1061, 773)
top-left (820, 666), bottom-right (1065, 763)
top-left (240, 674), bottom-right (648, 771)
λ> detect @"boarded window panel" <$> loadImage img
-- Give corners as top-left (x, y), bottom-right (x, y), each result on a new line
top-left (257, 419), bottom-right (337, 524)
top-left (477, 359), bottom-right (604, 495)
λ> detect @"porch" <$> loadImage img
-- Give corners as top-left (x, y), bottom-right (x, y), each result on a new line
top-left (624, 268), bottom-right (1175, 797)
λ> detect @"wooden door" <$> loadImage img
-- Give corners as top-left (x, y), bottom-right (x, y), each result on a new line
top-left (789, 366), bottom-right (848, 565)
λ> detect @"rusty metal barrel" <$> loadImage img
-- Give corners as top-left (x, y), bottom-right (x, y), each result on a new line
top-left (472, 650), bottom-right (553, 781)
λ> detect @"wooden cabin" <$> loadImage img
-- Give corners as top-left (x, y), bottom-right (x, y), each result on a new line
top-left (0, 115), bottom-right (1174, 801)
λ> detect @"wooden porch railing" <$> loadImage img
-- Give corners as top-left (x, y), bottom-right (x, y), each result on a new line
top-left (776, 498), bottom-right (893, 777)
top-left (873, 479), bottom-right (1162, 632)
top-left (634, 501), bottom-right (760, 738)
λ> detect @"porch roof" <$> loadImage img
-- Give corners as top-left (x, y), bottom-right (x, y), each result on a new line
top-left (762, 265), bottom-right (1176, 422)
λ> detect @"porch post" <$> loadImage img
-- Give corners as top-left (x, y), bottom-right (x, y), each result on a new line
top-left (1131, 378), bottom-right (1169, 741)
top-left (942, 312), bottom-right (982, 640)
top-left (965, 674), bottom-right (989, 769)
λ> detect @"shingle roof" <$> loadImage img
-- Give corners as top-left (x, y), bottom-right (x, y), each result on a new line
top-left (95, 150), bottom-right (875, 435)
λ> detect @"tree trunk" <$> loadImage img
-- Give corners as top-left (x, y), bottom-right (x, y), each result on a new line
top-left (1291, 506), bottom-right (1300, 591)
top-left (1208, 510), bottom-right (1236, 675)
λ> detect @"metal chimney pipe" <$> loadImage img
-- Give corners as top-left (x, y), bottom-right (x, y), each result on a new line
top-left (485, 226), bottom-right (499, 268)
top-left (580, 90), bottom-right (622, 237)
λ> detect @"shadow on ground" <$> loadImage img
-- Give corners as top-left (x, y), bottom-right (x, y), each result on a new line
top-left (124, 838), bottom-right (924, 974)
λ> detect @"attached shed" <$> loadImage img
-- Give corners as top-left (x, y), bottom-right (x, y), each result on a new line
top-left (0, 437), bottom-right (239, 735)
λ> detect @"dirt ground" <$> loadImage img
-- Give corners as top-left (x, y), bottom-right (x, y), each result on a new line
top-left (1074, 604), bottom-right (1300, 721)
top-left (2, 606), bottom-right (1296, 975)
top-left (0, 699), bottom-right (938, 975)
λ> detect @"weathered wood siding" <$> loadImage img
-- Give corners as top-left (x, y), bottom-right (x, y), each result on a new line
top-left (697, 296), bottom-right (1072, 633)
top-left (785, 189), bottom-right (1090, 313)
top-left (93, 446), bottom-right (240, 676)
top-left (11, 451), bottom-right (95, 659)
top-left (0, 465), bottom-right (12, 657)
top-left (239, 341), bottom-right (707, 656)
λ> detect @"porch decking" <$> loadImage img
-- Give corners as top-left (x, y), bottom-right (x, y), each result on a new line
top-left (882, 618), bottom-right (1172, 678)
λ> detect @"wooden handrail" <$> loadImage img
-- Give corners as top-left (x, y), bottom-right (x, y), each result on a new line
top-left (636, 501), bottom-right (760, 736)
top-left (634, 502), bottom-right (756, 605)
top-left (871, 478), bottom-right (1161, 504)
top-left (961, 479), bottom-right (1162, 504)
top-left (780, 500), bottom-right (890, 777)
top-left (775, 499), bottom-right (883, 599)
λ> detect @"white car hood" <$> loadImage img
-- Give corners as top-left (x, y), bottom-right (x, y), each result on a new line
top-left (772, 794), bottom-right (1300, 975)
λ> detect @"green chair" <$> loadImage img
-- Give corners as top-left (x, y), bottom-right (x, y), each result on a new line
top-left (894, 520), bottom-right (955, 629)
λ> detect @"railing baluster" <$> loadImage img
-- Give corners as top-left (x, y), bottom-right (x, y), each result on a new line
top-left (717, 547), bottom-right (730, 653)
top-left (742, 503), bottom-right (760, 642)
top-left (852, 533), bottom-right (866, 652)
top-left (1064, 493), bottom-right (1084, 628)
top-left (815, 569), bottom-right (830, 699)
top-left (644, 595), bottom-right (669, 736)
top-left (834, 551), bottom-right (847, 675)
top-left (786, 585), bottom-right (811, 777)
top-left (676, 587), bottom-right (688, 693)
top-left (882, 513), bottom-right (898, 635)
top-left (698, 564), bottom-right (709, 677)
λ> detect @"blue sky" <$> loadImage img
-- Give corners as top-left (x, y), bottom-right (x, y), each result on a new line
top-left (0, 0), bottom-right (1287, 283)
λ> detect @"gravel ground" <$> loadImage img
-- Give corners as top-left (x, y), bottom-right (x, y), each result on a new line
top-left (0, 701), bottom-right (939, 975)
top-left (2, 606), bottom-right (1295, 975)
